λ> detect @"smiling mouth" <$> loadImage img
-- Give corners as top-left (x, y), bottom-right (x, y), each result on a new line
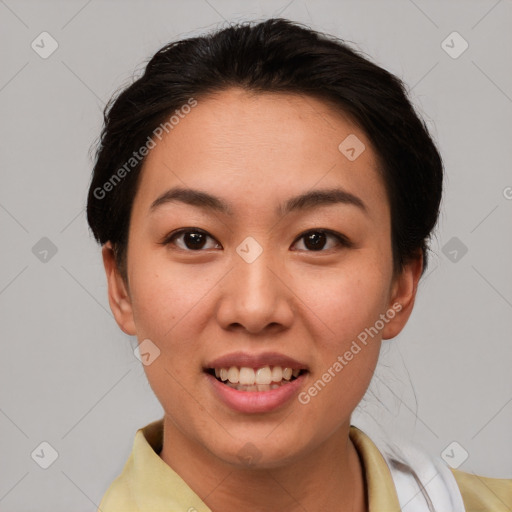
top-left (205, 366), bottom-right (307, 392)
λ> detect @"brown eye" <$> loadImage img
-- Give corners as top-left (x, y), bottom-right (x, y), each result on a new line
top-left (292, 229), bottom-right (351, 252)
top-left (162, 228), bottom-right (221, 251)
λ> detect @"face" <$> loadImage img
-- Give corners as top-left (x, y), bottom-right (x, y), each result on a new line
top-left (103, 88), bottom-right (421, 468)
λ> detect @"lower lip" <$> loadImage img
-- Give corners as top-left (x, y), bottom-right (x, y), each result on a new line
top-left (205, 372), bottom-right (307, 414)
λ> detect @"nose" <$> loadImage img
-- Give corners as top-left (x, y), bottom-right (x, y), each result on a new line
top-left (215, 246), bottom-right (295, 335)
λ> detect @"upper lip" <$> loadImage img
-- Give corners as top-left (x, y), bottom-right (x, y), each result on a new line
top-left (205, 351), bottom-right (309, 371)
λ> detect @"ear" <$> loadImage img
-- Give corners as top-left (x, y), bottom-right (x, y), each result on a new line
top-left (381, 251), bottom-right (424, 340)
top-left (102, 241), bottom-right (136, 336)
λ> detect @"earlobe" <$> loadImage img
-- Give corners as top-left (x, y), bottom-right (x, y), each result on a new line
top-left (382, 252), bottom-right (424, 340)
top-left (101, 242), bottom-right (137, 335)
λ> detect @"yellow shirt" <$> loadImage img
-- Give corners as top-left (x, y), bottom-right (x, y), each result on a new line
top-left (98, 418), bottom-right (511, 511)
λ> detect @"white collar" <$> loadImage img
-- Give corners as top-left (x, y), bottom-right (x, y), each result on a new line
top-left (371, 432), bottom-right (466, 511)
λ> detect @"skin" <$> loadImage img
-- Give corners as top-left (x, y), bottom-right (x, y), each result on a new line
top-left (102, 87), bottom-right (423, 512)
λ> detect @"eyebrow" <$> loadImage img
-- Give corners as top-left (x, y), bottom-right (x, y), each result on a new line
top-left (149, 186), bottom-right (368, 217)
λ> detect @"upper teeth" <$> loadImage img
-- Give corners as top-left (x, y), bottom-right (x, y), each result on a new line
top-left (214, 366), bottom-right (301, 385)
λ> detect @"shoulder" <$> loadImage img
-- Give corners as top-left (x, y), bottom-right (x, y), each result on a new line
top-left (451, 467), bottom-right (512, 512)
top-left (96, 447), bottom-right (140, 512)
top-left (97, 480), bottom-right (137, 512)
top-left (97, 468), bottom-right (139, 512)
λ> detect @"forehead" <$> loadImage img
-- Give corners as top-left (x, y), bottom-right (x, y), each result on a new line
top-left (133, 88), bottom-right (389, 222)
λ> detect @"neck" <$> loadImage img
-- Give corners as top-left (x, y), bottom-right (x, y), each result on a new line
top-left (159, 418), bottom-right (368, 512)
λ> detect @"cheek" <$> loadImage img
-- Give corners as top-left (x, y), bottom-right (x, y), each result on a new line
top-left (298, 277), bottom-right (384, 424)
top-left (128, 253), bottom-right (209, 341)
top-left (293, 260), bottom-right (389, 408)
top-left (295, 261), bottom-right (391, 342)
top-left (129, 267), bottom-right (203, 408)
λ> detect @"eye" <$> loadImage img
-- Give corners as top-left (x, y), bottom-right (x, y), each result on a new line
top-left (160, 228), bottom-right (221, 251)
top-left (160, 228), bottom-right (351, 252)
top-left (291, 229), bottom-right (352, 252)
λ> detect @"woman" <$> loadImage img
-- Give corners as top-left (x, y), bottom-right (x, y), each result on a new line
top-left (87, 18), bottom-right (511, 512)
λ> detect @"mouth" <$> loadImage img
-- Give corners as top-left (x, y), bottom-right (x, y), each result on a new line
top-left (204, 353), bottom-right (310, 413)
top-left (205, 366), bottom-right (308, 392)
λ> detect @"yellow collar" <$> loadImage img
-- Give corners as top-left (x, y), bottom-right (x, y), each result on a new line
top-left (99, 418), bottom-right (402, 511)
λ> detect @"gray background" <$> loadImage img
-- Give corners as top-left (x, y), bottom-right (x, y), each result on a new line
top-left (1, 0), bottom-right (511, 510)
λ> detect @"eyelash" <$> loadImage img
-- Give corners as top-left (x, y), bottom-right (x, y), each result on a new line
top-left (160, 227), bottom-right (353, 252)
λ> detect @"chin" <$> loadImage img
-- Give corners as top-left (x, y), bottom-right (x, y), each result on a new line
top-left (207, 430), bottom-right (312, 470)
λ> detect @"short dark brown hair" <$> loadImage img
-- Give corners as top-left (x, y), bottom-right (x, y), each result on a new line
top-left (86, 18), bottom-right (443, 282)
